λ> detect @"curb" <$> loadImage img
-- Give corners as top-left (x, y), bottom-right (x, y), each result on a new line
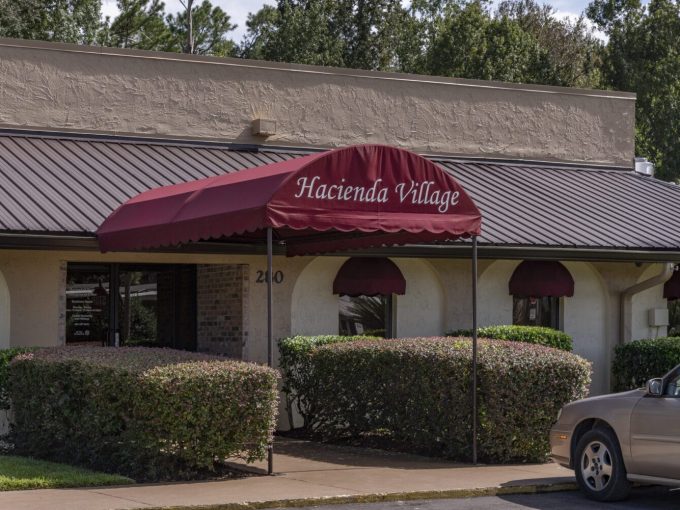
top-left (142, 481), bottom-right (578, 510)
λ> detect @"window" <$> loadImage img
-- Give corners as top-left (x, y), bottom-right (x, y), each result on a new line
top-left (339, 295), bottom-right (394, 338)
top-left (66, 264), bottom-right (110, 345)
top-left (512, 296), bottom-right (560, 329)
top-left (66, 263), bottom-right (196, 350)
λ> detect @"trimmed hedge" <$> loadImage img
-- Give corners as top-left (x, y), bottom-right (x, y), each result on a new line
top-left (612, 337), bottom-right (680, 391)
top-left (0, 348), bottom-right (30, 413)
top-left (280, 336), bottom-right (590, 463)
top-left (447, 325), bottom-right (573, 351)
top-left (8, 347), bottom-right (279, 481)
top-left (279, 335), bottom-right (378, 428)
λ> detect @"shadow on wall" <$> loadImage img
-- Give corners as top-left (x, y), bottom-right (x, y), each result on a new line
top-left (0, 268), bottom-right (8, 349)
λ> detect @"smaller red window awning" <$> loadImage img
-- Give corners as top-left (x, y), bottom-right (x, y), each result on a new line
top-left (664, 267), bottom-right (680, 301)
top-left (509, 260), bottom-right (574, 298)
top-left (333, 257), bottom-right (406, 297)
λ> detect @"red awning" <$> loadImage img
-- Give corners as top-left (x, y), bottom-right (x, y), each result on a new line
top-left (333, 257), bottom-right (406, 297)
top-left (664, 267), bottom-right (680, 301)
top-left (509, 260), bottom-right (574, 297)
top-left (97, 145), bottom-right (482, 256)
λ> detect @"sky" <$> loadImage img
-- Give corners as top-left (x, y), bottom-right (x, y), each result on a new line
top-left (101, 0), bottom-right (595, 42)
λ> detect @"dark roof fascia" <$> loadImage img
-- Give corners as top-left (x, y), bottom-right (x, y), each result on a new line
top-left (0, 127), bottom-right (323, 155)
top-left (2, 233), bottom-right (680, 263)
top-left (343, 244), bottom-right (680, 263)
top-left (0, 234), bottom-right (286, 255)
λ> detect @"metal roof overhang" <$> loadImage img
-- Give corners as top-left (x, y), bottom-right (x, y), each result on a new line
top-left (1, 131), bottom-right (680, 259)
top-left (2, 232), bottom-right (680, 263)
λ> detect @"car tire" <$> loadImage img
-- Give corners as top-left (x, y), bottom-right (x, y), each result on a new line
top-left (574, 428), bottom-right (631, 502)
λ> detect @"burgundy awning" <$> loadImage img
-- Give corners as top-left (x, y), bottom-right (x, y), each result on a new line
top-left (664, 267), bottom-right (680, 301)
top-left (509, 260), bottom-right (574, 297)
top-left (333, 257), bottom-right (406, 297)
top-left (97, 144), bottom-right (482, 256)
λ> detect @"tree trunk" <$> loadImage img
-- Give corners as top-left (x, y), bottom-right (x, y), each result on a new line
top-left (186, 0), bottom-right (194, 54)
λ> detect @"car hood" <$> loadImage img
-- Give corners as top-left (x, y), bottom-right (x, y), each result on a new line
top-left (573, 389), bottom-right (645, 405)
top-left (559, 388), bottom-right (645, 422)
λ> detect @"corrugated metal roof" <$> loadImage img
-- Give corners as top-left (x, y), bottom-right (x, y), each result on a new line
top-left (0, 132), bottom-right (679, 251)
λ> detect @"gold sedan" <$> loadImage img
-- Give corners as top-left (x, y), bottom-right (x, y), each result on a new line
top-left (551, 365), bottom-right (680, 501)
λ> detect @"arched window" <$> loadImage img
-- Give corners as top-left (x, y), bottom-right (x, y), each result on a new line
top-left (509, 260), bottom-right (574, 330)
top-left (333, 257), bottom-right (405, 338)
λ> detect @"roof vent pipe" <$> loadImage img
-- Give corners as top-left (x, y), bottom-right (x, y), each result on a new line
top-left (634, 157), bottom-right (655, 176)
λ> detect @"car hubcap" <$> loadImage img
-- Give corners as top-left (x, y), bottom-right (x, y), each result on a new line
top-left (581, 440), bottom-right (613, 492)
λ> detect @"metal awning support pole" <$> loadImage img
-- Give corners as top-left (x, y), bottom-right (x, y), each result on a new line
top-left (267, 227), bottom-right (274, 475)
top-left (472, 235), bottom-right (478, 465)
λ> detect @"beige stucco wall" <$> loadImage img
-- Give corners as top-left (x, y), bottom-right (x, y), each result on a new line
top-left (0, 248), bottom-right (671, 396)
top-left (477, 259), bottom-right (611, 394)
top-left (290, 257), bottom-right (446, 339)
top-left (562, 262), bottom-right (609, 393)
top-left (0, 38), bottom-right (635, 166)
top-left (631, 264), bottom-right (670, 341)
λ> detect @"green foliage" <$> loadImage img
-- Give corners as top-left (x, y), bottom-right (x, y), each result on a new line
top-left (0, 0), bottom-right (102, 44)
top-left (280, 336), bottom-right (590, 462)
top-left (446, 325), bottom-right (573, 351)
top-left (345, 296), bottom-right (387, 333)
top-left (612, 337), bottom-right (680, 391)
top-left (165, 0), bottom-right (236, 56)
top-left (497, 0), bottom-right (603, 87)
top-left (278, 335), bottom-right (378, 429)
top-left (241, 0), bottom-right (602, 88)
top-left (0, 455), bottom-right (133, 491)
top-left (99, 0), bottom-right (171, 50)
top-left (98, 0), bottom-right (236, 55)
top-left (7, 347), bottom-right (279, 481)
top-left (0, 348), bottom-right (31, 412)
top-left (587, 0), bottom-right (680, 182)
top-left (669, 301), bottom-right (680, 336)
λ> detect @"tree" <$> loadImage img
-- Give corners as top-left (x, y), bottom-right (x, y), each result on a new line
top-left (99, 0), bottom-right (170, 50)
top-left (498, 0), bottom-right (603, 88)
top-left (165, 0), bottom-right (237, 56)
top-left (424, 0), bottom-right (602, 86)
top-left (0, 0), bottom-right (102, 44)
top-left (242, 0), bottom-right (603, 86)
top-left (240, 0), bottom-right (421, 71)
top-left (588, 0), bottom-right (680, 181)
top-left (241, 0), bottom-right (345, 66)
top-left (426, 1), bottom-right (546, 82)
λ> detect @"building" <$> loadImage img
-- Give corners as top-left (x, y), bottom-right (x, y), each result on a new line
top-left (0, 38), bottom-right (679, 406)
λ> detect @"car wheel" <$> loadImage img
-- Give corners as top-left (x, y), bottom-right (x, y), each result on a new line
top-left (574, 428), bottom-right (631, 502)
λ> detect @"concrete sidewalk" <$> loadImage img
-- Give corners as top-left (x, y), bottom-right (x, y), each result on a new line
top-left (0, 439), bottom-right (576, 510)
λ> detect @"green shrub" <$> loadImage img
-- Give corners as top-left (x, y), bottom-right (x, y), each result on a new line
top-left (0, 348), bottom-right (31, 412)
top-left (281, 336), bottom-right (590, 463)
top-left (612, 337), bottom-right (680, 391)
top-left (8, 347), bottom-right (279, 481)
top-left (279, 335), bottom-right (377, 428)
top-left (447, 325), bottom-right (572, 351)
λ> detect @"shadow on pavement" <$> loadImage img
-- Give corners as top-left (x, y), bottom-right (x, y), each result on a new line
top-left (499, 486), bottom-right (680, 509)
top-left (227, 437), bottom-right (467, 473)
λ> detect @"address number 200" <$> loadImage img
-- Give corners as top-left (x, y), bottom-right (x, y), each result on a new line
top-left (256, 270), bottom-right (284, 284)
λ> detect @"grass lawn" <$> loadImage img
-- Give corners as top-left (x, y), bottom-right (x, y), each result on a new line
top-left (0, 455), bottom-right (134, 491)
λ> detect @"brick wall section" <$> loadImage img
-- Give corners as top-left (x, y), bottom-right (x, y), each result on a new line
top-left (196, 264), bottom-right (248, 359)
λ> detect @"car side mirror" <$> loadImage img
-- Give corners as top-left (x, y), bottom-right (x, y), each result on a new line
top-left (646, 378), bottom-right (663, 396)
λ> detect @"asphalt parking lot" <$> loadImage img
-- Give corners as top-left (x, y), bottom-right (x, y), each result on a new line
top-left (277, 487), bottom-right (680, 510)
